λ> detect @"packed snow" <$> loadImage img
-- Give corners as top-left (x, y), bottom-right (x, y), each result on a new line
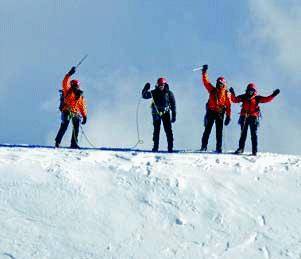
top-left (0, 146), bottom-right (300, 259)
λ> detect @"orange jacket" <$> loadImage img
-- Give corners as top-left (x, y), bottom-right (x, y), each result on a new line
top-left (202, 72), bottom-right (231, 117)
top-left (61, 74), bottom-right (87, 117)
top-left (231, 93), bottom-right (275, 117)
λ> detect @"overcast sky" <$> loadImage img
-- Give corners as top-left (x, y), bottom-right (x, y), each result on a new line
top-left (0, 0), bottom-right (300, 154)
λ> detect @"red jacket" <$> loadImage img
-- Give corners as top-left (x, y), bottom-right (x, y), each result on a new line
top-left (202, 72), bottom-right (231, 117)
top-left (61, 74), bottom-right (87, 117)
top-left (231, 93), bottom-right (275, 117)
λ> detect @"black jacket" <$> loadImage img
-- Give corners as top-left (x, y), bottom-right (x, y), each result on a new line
top-left (142, 84), bottom-right (176, 116)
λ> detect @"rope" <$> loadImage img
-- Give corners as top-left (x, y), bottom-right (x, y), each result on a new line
top-left (79, 125), bottom-right (98, 148)
top-left (68, 112), bottom-right (98, 149)
top-left (130, 96), bottom-right (144, 149)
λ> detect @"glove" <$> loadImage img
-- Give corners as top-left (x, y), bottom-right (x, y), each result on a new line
top-left (272, 89), bottom-right (280, 97)
top-left (143, 82), bottom-right (151, 91)
top-left (224, 116), bottom-right (231, 126)
top-left (202, 64), bottom-right (208, 73)
top-left (82, 116), bottom-right (87, 125)
top-left (229, 87), bottom-right (235, 96)
top-left (68, 66), bottom-right (76, 76)
top-left (171, 113), bottom-right (176, 123)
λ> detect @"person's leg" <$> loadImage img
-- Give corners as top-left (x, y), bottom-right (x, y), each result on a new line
top-left (250, 117), bottom-right (258, 155)
top-left (162, 113), bottom-right (173, 152)
top-left (201, 111), bottom-right (215, 151)
top-left (152, 114), bottom-right (161, 151)
top-left (55, 112), bottom-right (70, 147)
top-left (236, 116), bottom-right (249, 153)
top-left (70, 116), bottom-right (80, 148)
top-left (215, 113), bottom-right (224, 153)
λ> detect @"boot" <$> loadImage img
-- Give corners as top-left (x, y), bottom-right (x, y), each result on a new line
top-left (152, 147), bottom-right (158, 152)
top-left (70, 143), bottom-right (80, 149)
top-left (200, 146), bottom-right (207, 152)
top-left (235, 148), bottom-right (244, 154)
top-left (215, 148), bottom-right (222, 154)
top-left (168, 143), bottom-right (173, 153)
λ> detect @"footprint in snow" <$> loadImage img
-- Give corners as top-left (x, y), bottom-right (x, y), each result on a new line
top-left (146, 161), bottom-right (152, 176)
top-left (3, 253), bottom-right (16, 259)
top-left (115, 154), bottom-right (131, 161)
top-left (155, 156), bottom-right (162, 162)
top-left (175, 218), bottom-right (184, 225)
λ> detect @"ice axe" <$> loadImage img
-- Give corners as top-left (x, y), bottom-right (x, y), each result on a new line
top-left (192, 66), bottom-right (203, 72)
top-left (75, 54), bottom-right (88, 69)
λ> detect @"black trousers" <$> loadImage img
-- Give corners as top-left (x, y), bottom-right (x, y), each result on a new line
top-left (55, 111), bottom-right (80, 147)
top-left (201, 110), bottom-right (224, 151)
top-left (152, 112), bottom-right (173, 151)
top-left (238, 116), bottom-right (258, 153)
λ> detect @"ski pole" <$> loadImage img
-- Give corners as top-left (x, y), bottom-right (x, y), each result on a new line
top-left (75, 54), bottom-right (88, 69)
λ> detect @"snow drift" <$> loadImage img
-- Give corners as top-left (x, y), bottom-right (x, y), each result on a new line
top-left (0, 146), bottom-right (300, 259)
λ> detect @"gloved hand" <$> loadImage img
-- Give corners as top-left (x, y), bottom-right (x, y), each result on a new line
top-left (143, 82), bottom-right (151, 91)
top-left (224, 116), bottom-right (231, 126)
top-left (229, 87), bottom-right (235, 96)
top-left (202, 64), bottom-right (208, 73)
top-left (171, 113), bottom-right (176, 123)
top-left (68, 66), bottom-right (76, 76)
top-left (82, 116), bottom-right (87, 125)
top-left (272, 89), bottom-right (280, 97)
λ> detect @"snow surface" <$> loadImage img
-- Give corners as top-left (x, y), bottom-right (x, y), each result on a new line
top-left (0, 147), bottom-right (301, 259)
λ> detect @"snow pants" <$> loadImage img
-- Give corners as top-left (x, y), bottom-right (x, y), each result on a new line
top-left (55, 111), bottom-right (80, 147)
top-left (201, 109), bottom-right (224, 151)
top-left (152, 112), bottom-right (173, 152)
top-left (238, 116), bottom-right (258, 154)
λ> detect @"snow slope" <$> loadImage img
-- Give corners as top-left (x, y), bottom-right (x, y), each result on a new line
top-left (0, 146), bottom-right (301, 259)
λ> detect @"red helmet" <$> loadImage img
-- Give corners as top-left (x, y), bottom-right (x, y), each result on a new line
top-left (216, 76), bottom-right (226, 85)
top-left (70, 79), bottom-right (80, 88)
top-left (246, 83), bottom-right (256, 90)
top-left (157, 77), bottom-right (167, 86)
top-left (246, 83), bottom-right (257, 93)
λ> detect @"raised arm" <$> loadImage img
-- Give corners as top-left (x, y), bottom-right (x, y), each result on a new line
top-left (257, 89), bottom-right (280, 103)
top-left (142, 83), bottom-right (152, 99)
top-left (62, 66), bottom-right (76, 93)
top-left (201, 65), bottom-right (215, 93)
top-left (229, 87), bottom-right (243, 103)
top-left (225, 92), bottom-right (231, 117)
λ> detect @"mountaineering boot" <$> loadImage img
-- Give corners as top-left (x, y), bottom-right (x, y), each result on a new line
top-left (152, 147), bottom-right (158, 152)
top-left (215, 148), bottom-right (222, 154)
top-left (167, 142), bottom-right (173, 153)
top-left (200, 146), bottom-right (207, 152)
top-left (70, 143), bottom-right (80, 149)
top-left (235, 148), bottom-right (244, 154)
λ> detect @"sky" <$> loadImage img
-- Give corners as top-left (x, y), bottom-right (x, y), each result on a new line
top-left (0, 0), bottom-right (300, 154)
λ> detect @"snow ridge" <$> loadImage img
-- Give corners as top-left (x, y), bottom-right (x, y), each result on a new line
top-left (0, 147), bottom-right (300, 259)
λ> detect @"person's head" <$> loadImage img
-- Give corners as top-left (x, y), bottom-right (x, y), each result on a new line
top-left (245, 83), bottom-right (257, 97)
top-left (70, 79), bottom-right (83, 98)
top-left (71, 79), bottom-right (80, 90)
top-left (157, 77), bottom-right (167, 91)
top-left (216, 77), bottom-right (226, 89)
